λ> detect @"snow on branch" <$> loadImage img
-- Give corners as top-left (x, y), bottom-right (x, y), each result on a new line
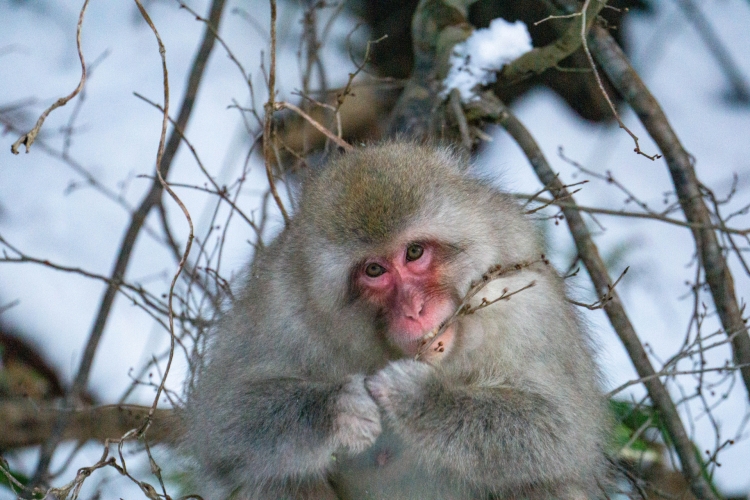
top-left (441, 18), bottom-right (532, 102)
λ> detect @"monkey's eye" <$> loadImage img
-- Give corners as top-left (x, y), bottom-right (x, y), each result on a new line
top-left (365, 263), bottom-right (386, 278)
top-left (405, 243), bottom-right (424, 261)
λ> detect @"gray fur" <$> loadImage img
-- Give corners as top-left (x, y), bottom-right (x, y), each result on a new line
top-left (182, 142), bottom-right (608, 499)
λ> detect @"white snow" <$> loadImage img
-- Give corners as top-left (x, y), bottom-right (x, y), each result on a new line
top-left (442, 18), bottom-right (533, 101)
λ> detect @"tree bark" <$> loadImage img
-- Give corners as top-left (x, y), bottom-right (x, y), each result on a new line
top-left (0, 401), bottom-right (175, 449)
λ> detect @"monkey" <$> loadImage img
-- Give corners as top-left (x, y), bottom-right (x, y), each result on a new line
top-left (181, 142), bottom-right (609, 500)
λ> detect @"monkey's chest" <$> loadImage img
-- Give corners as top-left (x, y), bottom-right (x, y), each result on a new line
top-left (330, 429), bottom-right (471, 500)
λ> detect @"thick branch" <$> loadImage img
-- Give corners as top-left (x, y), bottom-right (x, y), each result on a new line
top-left (674, 0), bottom-right (750, 102)
top-left (387, 0), bottom-right (474, 137)
top-left (0, 401), bottom-right (175, 449)
top-left (498, 0), bottom-right (606, 83)
top-left (388, 0), bottom-right (608, 140)
top-left (467, 93), bottom-right (719, 500)
top-left (588, 25), bottom-right (750, 401)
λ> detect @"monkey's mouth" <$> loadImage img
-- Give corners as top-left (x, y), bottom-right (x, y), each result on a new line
top-left (391, 300), bottom-right (457, 356)
top-left (396, 321), bottom-right (454, 356)
top-left (421, 325), bottom-right (442, 341)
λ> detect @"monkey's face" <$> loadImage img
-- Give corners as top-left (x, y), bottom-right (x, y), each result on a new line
top-left (353, 240), bottom-right (457, 356)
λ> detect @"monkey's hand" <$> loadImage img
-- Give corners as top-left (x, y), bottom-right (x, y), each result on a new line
top-left (365, 359), bottom-right (433, 420)
top-left (332, 374), bottom-right (382, 454)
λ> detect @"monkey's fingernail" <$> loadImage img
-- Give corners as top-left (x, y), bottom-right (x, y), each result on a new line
top-left (437, 341), bottom-right (443, 347)
top-left (438, 347), bottom-right (445, 352)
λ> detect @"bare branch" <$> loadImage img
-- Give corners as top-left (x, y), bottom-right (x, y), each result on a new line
top-left (675, 0), bottom-right (750, 102)
top-left (415, 257), bottom-right (546, 359)
top-left (577, 1), bottom-right (661, 160)
top-left (484, 93), bottom-right (720, 500)
top-left (263, 0), bottom-right (290, 225)
top-left (498, 0), bottom-right (607, 83)
top-left (10, 0), bottom-right (90, 154)
top-left (589, 25), bottom-right (750, 402)
top-left (608, 362), bottom-right (750, 398)
top-left (275, 101), bottom-right (353, 151)
top-left (569, 267), bottom-right (629, 310)
top-left (26, 0), bottom-right (227, 488)
top-left (517, 195), bottom-right (750, 235)
top-left (449, 89), bottom-right (472, 152)
top-left (0, 401), bottom-right (175, 449)
top-left (133, 0), bottom-right (194, 439)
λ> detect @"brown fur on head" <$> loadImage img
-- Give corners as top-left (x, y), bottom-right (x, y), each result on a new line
top-left (300, 142), bottom-right (466, 245)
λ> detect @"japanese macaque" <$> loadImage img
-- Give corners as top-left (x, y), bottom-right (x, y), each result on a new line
top-left (182, 142), bottom-right (608, 499)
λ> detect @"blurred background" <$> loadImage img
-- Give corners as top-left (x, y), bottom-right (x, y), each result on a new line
top-left (0, 0), bottom-right (749, 497)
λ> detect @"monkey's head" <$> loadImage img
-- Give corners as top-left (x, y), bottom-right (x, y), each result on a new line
top-left (296, 142), bottom-right (538, 356)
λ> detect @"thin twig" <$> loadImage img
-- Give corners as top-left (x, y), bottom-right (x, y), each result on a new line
top-left (607, 363), bottom-right (750, 398)
top-left (0, 458), bottom-right (25, 493)
top-left (26, 0), bottom-right (227, 487)
top-left (463, 281), bottom-right (537, 314)
top-left (524, 188), bottom-right (583, 214)
top-left (488, 95), bottom-right (720, 500)
top-left (0, 235), bottom-right (170, 317)
top-left (10, 0), bottom-right (90, 154)
top-left (415, 257), bottom-right (546, 360)
top-left (335, 31), bottom-right (387, 134)
top-left (534, 12), bottom-right (581, 26)
top-left (275, 101), bottom-right (354, 151)
top-left (449, 88), bottom-right (472, 152)
top-left (589, 25), bottom-right (750, 402)
top-left (133, 0), bottom-right (194, 435)
top-left (262, 0), bottom-right (290, 225)
top-left (569, 267), bottom-right (629, 310)
top-left (578, 0), bottom-right (661, 161)
top-left (518, 195), bottom-right (750, 235)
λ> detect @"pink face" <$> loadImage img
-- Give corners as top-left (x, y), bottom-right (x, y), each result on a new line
top-left (356, 242), bottom-right (456, 355)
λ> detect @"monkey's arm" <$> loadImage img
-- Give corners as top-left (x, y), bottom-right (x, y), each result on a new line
top-left (187, 374), bottom-right (381, 488)
top-left (366, 360), bottom-right (594, 492)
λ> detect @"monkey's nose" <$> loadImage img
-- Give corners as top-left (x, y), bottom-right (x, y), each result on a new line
top-left (403, 298), bottom-right (424, 320)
